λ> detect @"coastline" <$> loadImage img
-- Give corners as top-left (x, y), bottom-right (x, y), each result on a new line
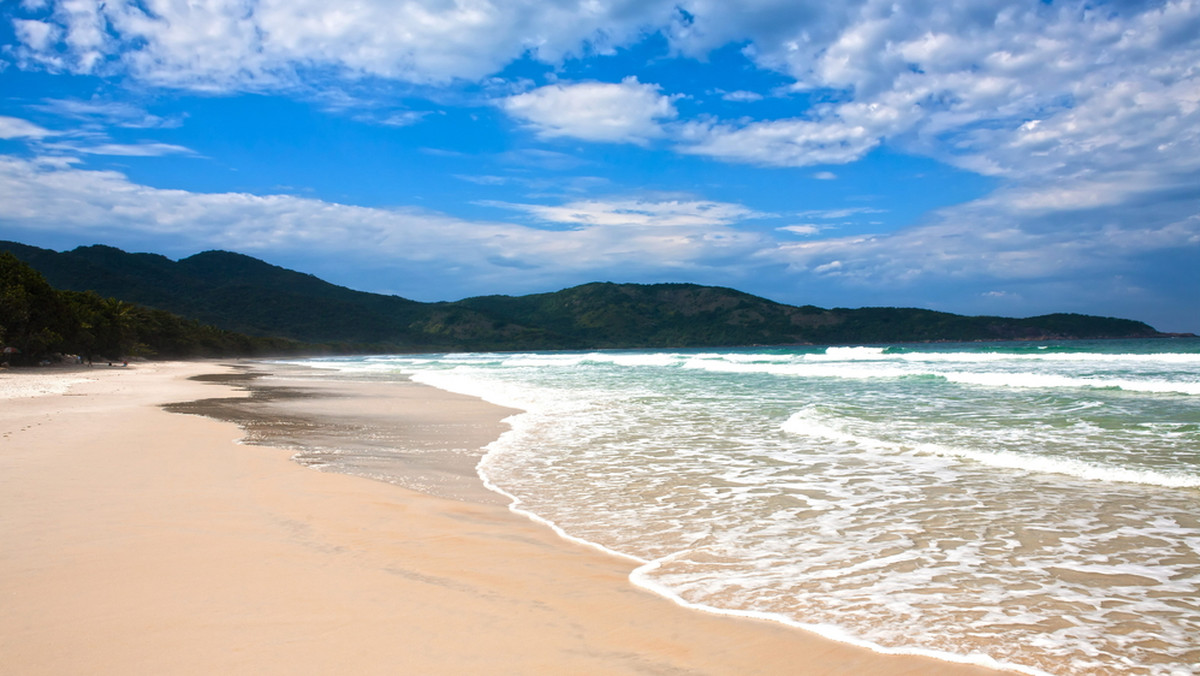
top-left (1, 361), bottom-right (1014, 675)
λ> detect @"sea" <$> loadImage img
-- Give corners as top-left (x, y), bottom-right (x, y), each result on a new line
top-left (282, 338), bottom-right (1200, 676)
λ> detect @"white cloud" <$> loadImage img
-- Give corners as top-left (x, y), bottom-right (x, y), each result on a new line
top-left (678, 88), bottom-right (916, 168)
top-left (665, 0), bottom-right (1200, 228)
top-left (812, 171), bottom-right (837, 180)
top-left (0, 154), bottom-right (510, 257)
top-left (795, 206), bottom-right (885, 219)
top-left (767, 187), bottom-right (1200, 288)
top-left (0, 115), bottom-right (194, 157)
top-left (501, 77), bottom-right (678, 144)
top-left (721, 90), bottom-right (764, 102)
top-left (373, 111), bottom-right (432, 127)
top-left (30, 0), bottom-right (111, 73)
top-left (14, 1), bottom-right (1199, 199)
top-left (43, 141), bottom-right (198, 157)
top-left (0, 157), bottom-right (770, 287)
top-left (11, 0), bottom-right (681, 88)
top-left (13, 18), bottom-right (59, 52)
top-left (678, 114), bottom-right (882, 166)
top-left (489, 196), bottom-right (772, 228)
top-left (0, 116), bottom-right (56, 139)
top-left (32, 98), bottom-right (184, 129)
top-left (778, 224), bottom-right (821, 236)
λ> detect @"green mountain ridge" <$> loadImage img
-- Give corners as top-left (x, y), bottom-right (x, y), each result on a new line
top-left (1, 240), bottom-right (1174, 352)
top-left (1, 251), bottom-right (304, 362)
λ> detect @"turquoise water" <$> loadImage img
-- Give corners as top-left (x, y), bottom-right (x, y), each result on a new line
top-left (293, 339), bottom-right (1200, 675)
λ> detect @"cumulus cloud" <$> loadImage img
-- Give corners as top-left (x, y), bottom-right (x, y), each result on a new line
top-left (669, 1), bottom-right (1200, 194)
top-left (13, 18), bottom-right (60, 53)
top-left (501, 77), bottom-right (678, 144)
top-left (0, 157), bottom-right (770, 288)
top-left (8, 0), bottom-right (680, 87)
top-left (14, 1), bottom-right (1199, 192)
top-left (14, 0), bottom-right (110, 73)
top-left (678, 115), bottom-right (881, 166)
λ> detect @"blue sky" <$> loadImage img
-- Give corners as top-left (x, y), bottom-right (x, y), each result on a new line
top-left (1, 0), bottom-right (1197, 332)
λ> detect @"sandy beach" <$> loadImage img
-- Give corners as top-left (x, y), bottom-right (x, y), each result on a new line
top-left (0, 361), bottom-right (1013, 675)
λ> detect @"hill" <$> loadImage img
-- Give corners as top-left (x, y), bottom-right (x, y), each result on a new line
top-left (454, 283), bottom-right (1165, 347)
top-left (1, 252), bottom-right (306, 363)
top-left (0, 241), bottom-right (1170, 352)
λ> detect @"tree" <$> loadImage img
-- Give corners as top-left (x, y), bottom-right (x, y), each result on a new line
top-left (0, 253), bottom-right (73, 363)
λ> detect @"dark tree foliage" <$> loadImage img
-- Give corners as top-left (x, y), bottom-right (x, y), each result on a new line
top-left (1, 252), bottom-right (75, 359)
top-left (1, 253), bottom-right (306, 364)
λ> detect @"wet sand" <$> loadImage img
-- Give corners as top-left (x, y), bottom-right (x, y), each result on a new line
top-left (0, 361), bottom-right (1014, 675)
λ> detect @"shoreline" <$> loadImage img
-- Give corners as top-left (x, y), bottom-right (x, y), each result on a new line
top-left (162, 362), bottom-right (519, 506)
top-left (1, 360), bottom-right (1015, 675)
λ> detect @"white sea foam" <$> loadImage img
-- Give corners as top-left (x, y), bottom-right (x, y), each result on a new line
top-left (682, 357), bottom-right (916, 381)
top-left (500, 354), bottom-right (589, 367)
top-left (675, 348), bottom-right (1200, 395)
top-left (894, 350), bottom-right (1200, 365)
top-left (941, 370), bottom-right (1200, 395)
top-left (588, 352), bottom-right (683, 367)
top-left (782, 408), bottom-right (1200, 489)
top-left (293, 340), bottom-right (1200, 676)
top-left (692, 352), bottom-right (796, 363)
top-left (817, 345), bottom-right (891, 360)
top-left (626, 559), bottom-right (1054, 676)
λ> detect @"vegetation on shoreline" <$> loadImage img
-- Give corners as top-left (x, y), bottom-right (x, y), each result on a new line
top-left (1, 253), bottom-right (307, 364)
top-left (1, 241), bottom-right (1177, 361)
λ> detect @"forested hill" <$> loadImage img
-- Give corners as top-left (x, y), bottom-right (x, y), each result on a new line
top-left (1, 252), bottom-right (305, 363)
top-left (1, 241), bottom-right (1172, 353)
top-left (0, 241), bottom-right (428, 345)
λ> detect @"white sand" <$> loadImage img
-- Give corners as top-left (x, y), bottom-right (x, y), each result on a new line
top-left (0, 362), bottom-right (1015, 675)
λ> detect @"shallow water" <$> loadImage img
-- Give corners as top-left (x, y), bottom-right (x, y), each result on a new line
top-left (287, 338), bottom-right (1200, 675)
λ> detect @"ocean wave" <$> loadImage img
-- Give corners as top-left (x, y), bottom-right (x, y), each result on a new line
top-left (940, 371), bottom-right (1200, 395)
top-left (291, 348), bottom-right (1200, 675)
top-left (781, 408), bottom-right (1200, 489)
top-left (679, 353), bottom-right (1200, 395)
